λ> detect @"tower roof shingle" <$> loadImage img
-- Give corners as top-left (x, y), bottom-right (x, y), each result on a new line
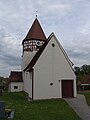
top-left (22, 18), bottom-right (46, 44)
top-left (9, 71), bottom-right (23, 82)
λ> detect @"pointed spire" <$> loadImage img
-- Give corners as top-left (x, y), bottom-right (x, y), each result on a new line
top-left (23, 18), bottom-right (46, 42)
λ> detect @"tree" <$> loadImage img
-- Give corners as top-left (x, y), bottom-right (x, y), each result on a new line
top-left (0, 76), bottom-right (9, 90)
top-left (74, 64), bottom-right (90, 83)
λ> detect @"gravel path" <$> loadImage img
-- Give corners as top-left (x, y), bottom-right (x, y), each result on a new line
top-left (65, 94), bottom-right (90, 120)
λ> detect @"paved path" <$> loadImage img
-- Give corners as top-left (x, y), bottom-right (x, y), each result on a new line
top-left (65, 94), bottom-right (90, 120)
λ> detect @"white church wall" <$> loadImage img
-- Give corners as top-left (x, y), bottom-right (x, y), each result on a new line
top-left (27, 72), bottom-right (32, 98)
top-left (34, 34), bottom-right (76, 100)
top-left (22, 51), bottom-right (36, 70)
top-left (73, 78), bottom-right (77, 97)
top-left (23, 71), bottom-right (32, 99)
top-left (23, 71), bottom-right (28, 93)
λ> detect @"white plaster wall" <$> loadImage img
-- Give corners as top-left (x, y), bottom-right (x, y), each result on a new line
top-left (23, 72), bottom-right (28, 93)
top-left (8, 84), bottom-right (11, 92)
top-left (34, 35), bottom-right (76, 100)
top-left (10, 82), bottom-right (23, 92)
top-left (23, 71), bottom-right (28, 93)
top-left (27, 72), bottom-right (32, 98)
top-left (22, 51), bottom-right (35, 98)
top-left (23, 71), bottom-right (32, 98)
top-left (22, 51), bottom-right (36, 70)
top-left (73, 79), bottom-right (77, 97)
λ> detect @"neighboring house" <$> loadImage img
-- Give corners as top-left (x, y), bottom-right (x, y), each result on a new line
top-left (9, 71), bottom-right (23, 92)
top-left (21, 18), bottom-right (77, 100)
top-left (81, 75), bottom-right (90, 90)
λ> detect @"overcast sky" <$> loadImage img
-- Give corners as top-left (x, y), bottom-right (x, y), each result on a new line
top-left (0, 0), bottom-right (90, 77)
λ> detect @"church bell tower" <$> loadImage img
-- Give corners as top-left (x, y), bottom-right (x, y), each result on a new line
top-left (22, 18), bottom-right (46, 70)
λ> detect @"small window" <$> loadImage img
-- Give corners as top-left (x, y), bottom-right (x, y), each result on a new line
top-left (50, 83), bottom-right (53, 86)
top-left (14, 86), bottom-right (18, 89)
top-left (52, 43), bottom-right (55, 47)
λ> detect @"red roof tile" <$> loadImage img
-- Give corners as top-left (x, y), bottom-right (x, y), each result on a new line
top-left (9, 71), bottom-right (23, 82)
top-left (82, 75), bottom-right (90, 84)
top-left (22, 18), bottom-right (46, 44)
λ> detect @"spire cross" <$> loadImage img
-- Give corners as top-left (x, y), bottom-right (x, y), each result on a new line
top-left (36, 11), bottom-right (38, 18)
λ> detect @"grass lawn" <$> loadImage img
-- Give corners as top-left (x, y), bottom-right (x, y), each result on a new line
top-left (0, 92), bottom-right (81, 120)
top-left (80, 91), bottom-right (90, 106)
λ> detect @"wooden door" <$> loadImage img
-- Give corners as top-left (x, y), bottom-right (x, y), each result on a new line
top-left (62, 80), bottom-right (73, 98)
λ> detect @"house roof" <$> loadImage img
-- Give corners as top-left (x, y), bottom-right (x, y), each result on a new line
top-left (24, 32), bottom-right (73, 71)
top-left (22, 18), bottom-right (46, 44)
top-left (81, 75), bottom-right (90, 84)
top-left (9, 71), bottom-right (23, 82)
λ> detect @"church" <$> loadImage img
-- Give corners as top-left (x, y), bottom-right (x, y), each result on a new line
top-left (9, 18), bottom-right (77, 100)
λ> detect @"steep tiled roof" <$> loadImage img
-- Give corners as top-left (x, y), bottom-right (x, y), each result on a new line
top-left (22, 18), bottom-right (46, 44)
top-left (82, 75), bottom-right (90, 84)
top-left (9, 71), bottom-right (23, 82)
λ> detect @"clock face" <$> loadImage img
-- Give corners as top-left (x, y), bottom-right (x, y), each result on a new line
top-left (23, 40), bottom-right (44, 51)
